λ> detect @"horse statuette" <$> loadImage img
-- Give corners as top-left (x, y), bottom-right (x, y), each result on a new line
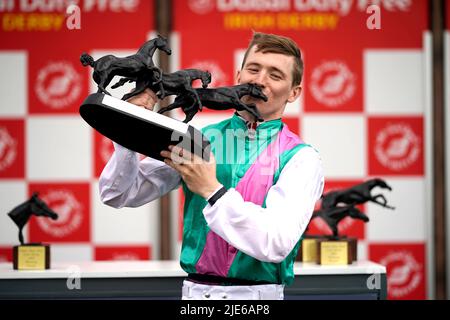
top-left (7, 193), bottom-right (58, 270)
top-left (158, 83), bottom-right (267, 123)
top-left (301, 178), bottom-right (394, 265)
top-left (80, 35), bottom-right (171, 96)
top-left (7, 192), bottom-right (58, 245)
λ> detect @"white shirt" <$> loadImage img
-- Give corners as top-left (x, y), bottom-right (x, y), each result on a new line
top-left (99, 141), bottom-right (324, 263)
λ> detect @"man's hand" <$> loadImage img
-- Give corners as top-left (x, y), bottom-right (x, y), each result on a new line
top-left (126, 88), bottom-right (158, 110)
top-left (161, 145), bottom-right (221, 199)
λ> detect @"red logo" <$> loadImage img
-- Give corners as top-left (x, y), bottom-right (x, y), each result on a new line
top-left (37, 190), bottom-right (83, 238)
top-left (188, 0), bottom-right (215, 14)
top-left (35, 61), bottom-right (82, 110)
top-left (369, 117), bottom-right (423, 175)
top-left (0, 120), bottom-right (24, 179)
top-left (369, 243), bottom-right (426, 299)
top-left (310, 60), bottom-right (356, 108)
top-left (383, 251), bottom-right (422, 298)
top-left (0, 127), bottom-right (17, 172)
top-left (188, 60), bottom-right (227, 87)
top-left (95, 246), bottom-right (151, 261)
top-left (29, 183), bottom-right (90, 243)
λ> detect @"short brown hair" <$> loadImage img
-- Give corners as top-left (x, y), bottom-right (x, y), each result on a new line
top-left (241, 32), bottom-right (303, 86)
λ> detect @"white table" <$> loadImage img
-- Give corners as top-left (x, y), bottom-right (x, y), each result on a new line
top-left (0, 260), bottom-right (386, 299)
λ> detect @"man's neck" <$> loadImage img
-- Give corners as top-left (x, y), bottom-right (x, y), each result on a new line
top-left (237, 110), bottom-right (281, 123)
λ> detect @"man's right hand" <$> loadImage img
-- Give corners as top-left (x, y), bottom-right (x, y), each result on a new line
top-left (126, 88), bottom-right (158, 111)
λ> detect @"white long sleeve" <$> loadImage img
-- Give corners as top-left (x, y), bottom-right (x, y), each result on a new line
top-left (99, 142), bottom-right (181, 208)
top-left (202, 147), bottom-right (324, 263)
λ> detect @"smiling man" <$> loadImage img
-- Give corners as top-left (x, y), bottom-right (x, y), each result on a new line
top-left (99, 32), bottom-right (324, 300)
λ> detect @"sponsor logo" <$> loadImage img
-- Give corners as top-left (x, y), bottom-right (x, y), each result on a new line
top-left (37, 190), bottom-right (83, 238)
top-left (111, 252), bottom-right (141, 260)
top-left (375, 123), bottom-right (420, 171)
top-left (188, 0), bottom-right (215, 14)
top-left (1, 0), bottom-right (139, 13)
top-left (100, 136), bottom-right (114, 164)
top-left (218, 0), bottom-right (290, 12)
top-left (188, 60), bottom-right (227, 87)
top-left (310, 60), bottom-right (355, 108)
top-left (381, 250), bottom-right (422, 298)
top-left (35, 61), bottom-right (82, 109)
top-left (0, 127), bottom-right (17, 172)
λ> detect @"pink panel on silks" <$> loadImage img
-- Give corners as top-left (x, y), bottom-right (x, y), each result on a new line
top-left (195, 125), bottom-right (301, 276)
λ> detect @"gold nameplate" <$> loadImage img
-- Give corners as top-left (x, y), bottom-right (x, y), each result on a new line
top-left (319, 241), bottom-right (348, 265)
top-left (302, 238), bottom-right (318, 262)
top-left (13, 245), bottom-right (50, 270)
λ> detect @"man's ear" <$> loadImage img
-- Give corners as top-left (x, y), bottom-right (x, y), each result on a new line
top-left (287, 85), bottom-right (302, 103)
top-left (236, 70), bottom-right (241, 84)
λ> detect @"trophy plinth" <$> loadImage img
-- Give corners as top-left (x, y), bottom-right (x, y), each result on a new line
top-left (297, 235), bottom-right (322, 263)
top-left (13, 243), bottom-right (50, 270)
top-left (317, 237), bottom-right (357, 265)
top-left (79, 93), bottom-right (211, 162)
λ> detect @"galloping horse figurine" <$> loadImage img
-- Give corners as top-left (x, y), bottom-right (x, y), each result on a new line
top-left (311, 205), bottom-right (369, 238)
top-left (321, 178), bottom-right (395, 210)
top-left (308, 178), bottom-right (394, 238)
top-left (114, 68), bottom-right (212, 106)
top-left (80, 35), bottom-right (171, 96)
top-left (7, 193), bottom-right (58, 245)
top-left (158, 83), bottom-right (267, 123)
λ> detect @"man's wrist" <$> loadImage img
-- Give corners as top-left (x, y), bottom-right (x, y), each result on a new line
top-left (205, 185), bottom-right (224, 201)
top-left (206, 185), bottom-right (227, 206)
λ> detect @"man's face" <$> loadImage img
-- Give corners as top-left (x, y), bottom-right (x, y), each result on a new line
top-left (237, 45), bottom-right (301, 121)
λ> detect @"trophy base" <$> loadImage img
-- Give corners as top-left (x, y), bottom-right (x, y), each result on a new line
top-left (317, 237), bottom-right (357, 265)
top-left (297, 235), bottom-right (323, 263)
top-left (13, 244), bottom-right (50, 270)
top-left (79, 93), bottom-right (210, 162)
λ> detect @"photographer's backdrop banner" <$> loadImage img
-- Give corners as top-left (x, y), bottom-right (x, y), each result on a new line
top-left (0, 0), bottom-right (433, 299)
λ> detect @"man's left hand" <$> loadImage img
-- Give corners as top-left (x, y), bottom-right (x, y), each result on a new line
top-left (161, 145), bottom-right (221, 199)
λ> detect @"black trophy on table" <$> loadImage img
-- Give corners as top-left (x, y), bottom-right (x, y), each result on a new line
top-left (298, 178), bottom-right (395, 265)
top-left (7, 193), bottom-right (58, 270)
top-left (78, 35), bottom-right (266, 161)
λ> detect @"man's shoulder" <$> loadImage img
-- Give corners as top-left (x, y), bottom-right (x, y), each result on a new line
top-left (288, 144), bottom-right (322, 165)
top-left (201, 117), bottom-right (233, 134)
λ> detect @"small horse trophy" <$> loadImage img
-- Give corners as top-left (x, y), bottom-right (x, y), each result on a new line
top-left (78, 36), bottom-right (266, 162)
top-left (7, 193), bottom-right (58, 270)
top-left (299, 178), bottom-right (394, 265)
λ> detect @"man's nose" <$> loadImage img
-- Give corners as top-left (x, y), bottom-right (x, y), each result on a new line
top-left (251, 72), bottom-right (267, 88)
